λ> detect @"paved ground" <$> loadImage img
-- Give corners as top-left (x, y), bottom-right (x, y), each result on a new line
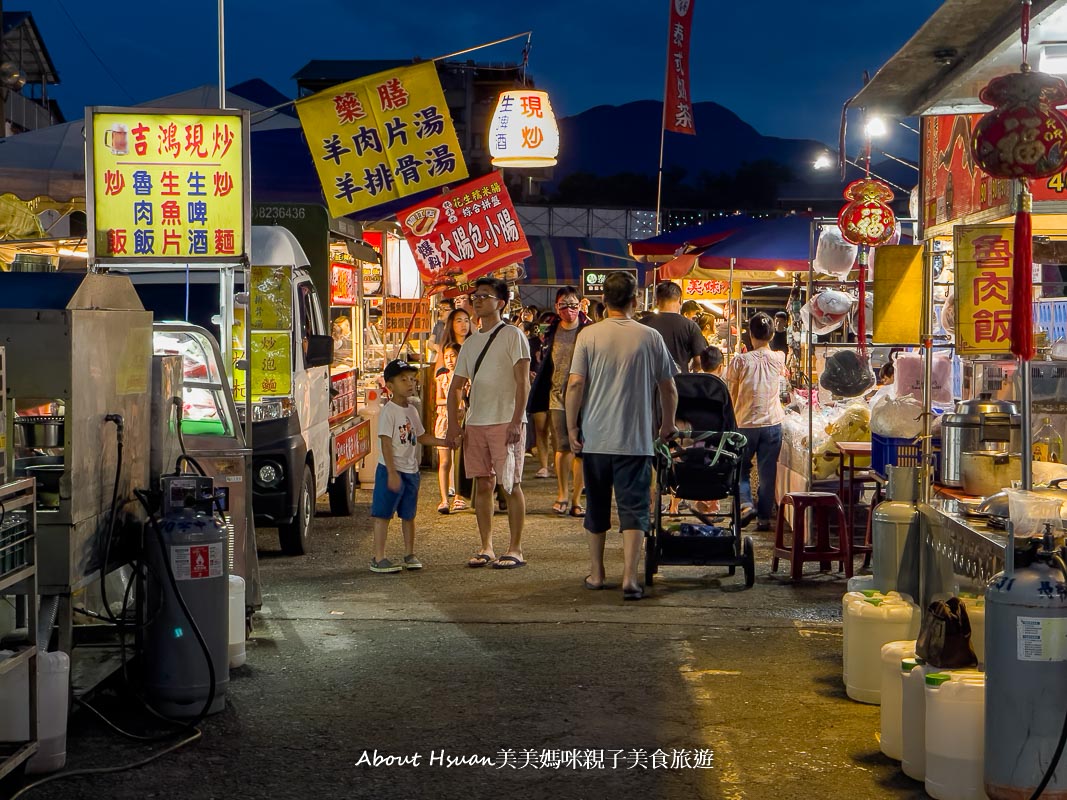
top-left (4, 460), bottom-right (929, 800)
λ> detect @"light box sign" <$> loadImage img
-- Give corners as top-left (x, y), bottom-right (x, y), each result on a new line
top-left (954, 224), bottom-right (1016, 356)
top-left (583, 268), bottom-right (638, 298)
top-left (86, 106), bottom-right (249, 263)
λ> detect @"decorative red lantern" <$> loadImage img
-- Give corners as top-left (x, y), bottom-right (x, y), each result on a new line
top-left (837, 179), bottom-right (897, 247)
top-left (970, 70), bottom-right (1067, 179)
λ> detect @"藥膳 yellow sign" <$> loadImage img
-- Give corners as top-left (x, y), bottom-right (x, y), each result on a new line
top-left (295, 62), bottom-right (468, 217)
top-left (88, 108), bottom-right (247, 261)
top-left (954, 224), bottom-right (1016, 356)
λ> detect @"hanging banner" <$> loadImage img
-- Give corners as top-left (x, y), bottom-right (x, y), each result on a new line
top-left (295, 62), bottom-right (468, 217)
top-left (86, 107), bottom-right (249, 262)
top-left (682, 277), bottom-right (731, 301)
top-left (921, 114), bottom-right (1011, 233)
top-left (872, 245), bottom-right (923, 345)
top-left (396, 170), bottom-right (530, 290)
top-left (663, 0), bottom-right (696, 135)
top-left (954, 224), bottom-right (1015, 356)
top-left (384, 298), bottom-right (432, 334)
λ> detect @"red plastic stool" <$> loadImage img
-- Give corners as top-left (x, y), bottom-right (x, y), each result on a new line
top-left (772, 492), bottom-right (853, 581)
top-left (856, 483), bottom-right (883, 570)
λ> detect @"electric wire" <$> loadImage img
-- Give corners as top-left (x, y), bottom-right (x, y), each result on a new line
top-left (53, 0), bottom-right (136, 102)
top-left (7, 730), bottom-right (202, 799)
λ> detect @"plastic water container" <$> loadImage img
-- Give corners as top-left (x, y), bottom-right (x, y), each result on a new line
top-left (879, 640), bottom-right (916, 761)
top-left (901, 657), bottom-right (937, 781)
top-left (844, 591), bottom-right (920, 704)
top-left (26, 650), bottom-right (70, 773)
top-left (228, 575), bottom-right (247, 669)
top-left (958, 593), bottom-right (985, 666)
top-left (924, 671), bottom-right (987, 800)
top-left (842, 589), bottom-right (888, 685)
top-left (847, 575), bottom-right (875, 593)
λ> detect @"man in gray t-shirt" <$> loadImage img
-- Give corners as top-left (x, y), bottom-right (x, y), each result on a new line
top-left (565, 272), bottom-right (678, 601)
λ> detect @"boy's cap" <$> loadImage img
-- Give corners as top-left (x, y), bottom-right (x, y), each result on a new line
top-left (383, 359), bottom-right (420, 381)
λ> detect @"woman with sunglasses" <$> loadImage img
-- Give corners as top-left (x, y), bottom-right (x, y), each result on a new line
top-left (528, 287), bottom-right (592, 517)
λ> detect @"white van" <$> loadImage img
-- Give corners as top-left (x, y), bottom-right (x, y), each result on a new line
top-left (122, 226), bottom-right (367, 555)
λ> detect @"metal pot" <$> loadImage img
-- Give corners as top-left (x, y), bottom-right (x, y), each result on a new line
top-left (13, 415), bottom-right (64, 448)
top-left (960, 450), bottom-right (1022, 497)
top-left (941, 394), bottom-right (1020, 487)
top-left (25, 464), bottom-right (63, 509)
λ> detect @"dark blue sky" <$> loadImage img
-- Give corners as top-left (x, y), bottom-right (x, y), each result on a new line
top-left (22, 0), bottom-right (941, 145)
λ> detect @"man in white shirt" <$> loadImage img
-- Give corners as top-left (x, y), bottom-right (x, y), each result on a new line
top-left (447, 277), bottom-right (531, 570)
top-left (726, 312), bottom-right (786, 531)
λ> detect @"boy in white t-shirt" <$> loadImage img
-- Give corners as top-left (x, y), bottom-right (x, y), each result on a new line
top-left (371, 359), bottom-right (447, 573)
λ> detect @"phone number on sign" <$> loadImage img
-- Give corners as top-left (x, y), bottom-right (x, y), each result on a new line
top-left (253, 206), bottom-right (307, 221)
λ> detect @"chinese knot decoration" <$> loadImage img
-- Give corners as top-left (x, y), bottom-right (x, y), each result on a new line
top-left (970, 69), bottom-right (1067, 179)
top-left (837, 179), bottom-right (896, 247)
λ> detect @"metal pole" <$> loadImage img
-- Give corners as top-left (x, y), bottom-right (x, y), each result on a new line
top-left (217, 0), bottom-right (226, 109)
top-left (653, 3), bottom-right (671, 238)
top-left (727, 258), bottom-right (736, 358)
top-left (429, 31), bottom-right (533, 63)
top-left (920, 239), bottom-right (933, 503)
top-left (1021, 358), bottom-right (1033, 490)
top-left (806, 221), bottom-right (815, 492)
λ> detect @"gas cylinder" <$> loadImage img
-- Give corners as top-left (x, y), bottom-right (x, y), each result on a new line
top-left (872, 466), bottom-right (919, 592)
top-left (985, 534), bottom-right (1067, 799)
top-left (143, 476), bottom-right (229, 718)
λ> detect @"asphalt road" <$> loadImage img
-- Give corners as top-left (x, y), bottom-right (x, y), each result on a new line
top-left (4, 460), bottom-right (930, 800)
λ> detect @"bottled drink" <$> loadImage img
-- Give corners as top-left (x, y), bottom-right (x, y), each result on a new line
top-left (1033, 417), bottom-right (1063, 463)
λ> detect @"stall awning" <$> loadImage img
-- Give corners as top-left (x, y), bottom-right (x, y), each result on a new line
top-left (628, 215), bottom-right (756, 261)
top-left (523, 236), bottom-right (646, 285)
top-left (659, 215), bottom-right (813, 279)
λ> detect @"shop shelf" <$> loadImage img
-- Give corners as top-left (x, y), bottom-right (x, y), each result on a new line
top-left (0, 511), bottom-right (29, 577)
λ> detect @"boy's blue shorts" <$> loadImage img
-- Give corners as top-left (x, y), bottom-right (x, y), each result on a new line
top-left (370, 463), bottom-right (420, 520)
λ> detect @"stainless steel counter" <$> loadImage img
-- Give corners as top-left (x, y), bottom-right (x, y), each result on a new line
top-left (912, 497), bottom-right (1007, 606)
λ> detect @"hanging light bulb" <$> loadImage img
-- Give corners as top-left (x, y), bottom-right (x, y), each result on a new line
top-left (488, 89), bottom-right (560, 168)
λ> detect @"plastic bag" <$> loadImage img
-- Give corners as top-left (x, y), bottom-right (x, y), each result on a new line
top-left (893, 353), bottom-right (953, 406)
top-left (800, 299), bottom-right (846, 335)
top-left (820, 350), bottom-right (875, 397)
top-left (813, 226), bottom-right (858, 278)
top-left (1006, 489), bottom-right (1063, 537)
top-left (939, 287), bottom-right (955, 336)
top-left (915, 597), bottom-right (978, 669)
top-left (870, 394), bottom-right (924, 438)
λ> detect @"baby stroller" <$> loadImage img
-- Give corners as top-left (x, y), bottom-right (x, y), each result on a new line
top-left (647, 372), bottom-right (755, 588)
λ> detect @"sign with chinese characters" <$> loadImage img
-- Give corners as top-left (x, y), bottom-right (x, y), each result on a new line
top-left (663, 0), bottom-right (696, 134)
top-left (295, 62), bottom-right (468, 217)
top-left (233, 266), bottom-right (295, 402)
top-left (330, 262), bottom-right (357, 306)
top-left (249, 332), bottom-right (292, 397)
top-left (954, 224), bottom-right (1016, 356)
top-left (86, 107), bottom-right (249, 262)
top-left (384, 298), bottom-right (431, 334)
top-left (682, 278), bottom-right (729, 300)
top-left (921, 114), bottom-right (1011, 233)
top-left (488, 89), bottom-right (560, 167)
top-left (334, 418), bottom-right (372, 474)
top-left (583, 268), bottom-right (639, 298)
top-left (396, 171), bottom-right (530, 292)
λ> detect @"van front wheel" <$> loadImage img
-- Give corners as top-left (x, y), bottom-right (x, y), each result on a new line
top-left (279, 465), bottom-right (314, 555)
top-left (328, 466), bottom-right (357, 516)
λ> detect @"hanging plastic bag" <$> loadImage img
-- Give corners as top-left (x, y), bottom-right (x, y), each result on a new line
top-left (813, 226), bottom-right (858, 278)
top-left (800, 298), bottom-right (846, 335)
top-left (819, 350), bottom-right (875, 398)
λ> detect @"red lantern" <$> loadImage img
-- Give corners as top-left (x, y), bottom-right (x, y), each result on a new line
top-left (837, 179), bottom-right (896, 247)
top-left (970, 70), bottom-right (1067, 179)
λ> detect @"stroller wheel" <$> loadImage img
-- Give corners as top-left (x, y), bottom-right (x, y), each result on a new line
top-left (742, 536), bottom-right (755, 588)
top-left (644, 536), bottom-right (657, 586)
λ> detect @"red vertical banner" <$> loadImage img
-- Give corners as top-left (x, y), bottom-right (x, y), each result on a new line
top-left (664, 0), bottom-right (696, 135)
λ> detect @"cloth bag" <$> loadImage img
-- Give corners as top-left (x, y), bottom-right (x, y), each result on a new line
top-left (915, 596), bottom-right (978, 669)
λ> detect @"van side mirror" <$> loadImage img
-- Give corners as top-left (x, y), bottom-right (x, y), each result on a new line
top-left (304, 334), bottom-right (333, 368)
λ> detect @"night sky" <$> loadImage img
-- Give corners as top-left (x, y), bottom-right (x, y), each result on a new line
top-left (20, 0), bottom-right (941, 146)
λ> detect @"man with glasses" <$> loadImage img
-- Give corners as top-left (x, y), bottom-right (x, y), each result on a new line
top-left (446, 277), bottom-right (532, 569)
top-left (528, 286), bottom-right (592, 517)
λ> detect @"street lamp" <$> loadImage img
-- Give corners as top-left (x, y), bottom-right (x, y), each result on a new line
top-left (864, 116), bottom-right (888, 138)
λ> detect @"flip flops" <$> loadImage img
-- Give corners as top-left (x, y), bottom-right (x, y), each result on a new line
top-left (569, 505), bottom-right (585, 518)
top-left (467, 553), bottom-right (494, 568)
top-left (584, 576), bottom-right (607, 590)
top-left (552, 500), bottom-right (568, 515)
top-left (491, 555), bottom-right (526, 570)
top-left (623, 586), bottom-right (645, 601)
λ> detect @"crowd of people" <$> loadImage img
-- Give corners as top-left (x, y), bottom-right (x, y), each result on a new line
top-left (372, 276), bottom-right (789, 598)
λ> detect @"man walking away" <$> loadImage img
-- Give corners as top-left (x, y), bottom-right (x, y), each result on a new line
top-left (641, 280), bottom-right (707, 373)
top-left (726, 312), bottom-right (785, 531)
top-left (566, 272), bottom-right (678, 600)
top-left (446, 277), bottom-right (531, 570)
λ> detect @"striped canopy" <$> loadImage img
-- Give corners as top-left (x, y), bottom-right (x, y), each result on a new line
top-left (523, 236), bottom-right (647, 285)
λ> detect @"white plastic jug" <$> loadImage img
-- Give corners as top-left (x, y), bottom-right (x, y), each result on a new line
top-left (958, 593), bottom-right (985, 667)
top-left (228, 575), bottom-right (247, 669)
top-left (879, 640), bottom-right (916, 761)
top-left (842, 589), bottom-right (889, 684)
top-left (847, 575), bottom-right (875, 593)
top-left (924, 671), bottom-right (987, 800)
top-left (901, 657), bottom-right (936, 781)
top-left (26, 650), bottom-right (69, 774)
top-left (845, 592), bottom-right (920, 704)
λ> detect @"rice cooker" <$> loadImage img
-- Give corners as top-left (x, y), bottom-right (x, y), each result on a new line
top-left (940, 394), bottom-right (1020, 487)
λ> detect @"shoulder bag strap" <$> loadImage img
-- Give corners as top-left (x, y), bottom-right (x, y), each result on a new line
top-left (466, 323), bottom-right (506, 406)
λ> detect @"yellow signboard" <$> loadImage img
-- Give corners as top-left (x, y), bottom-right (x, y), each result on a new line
top-left (873, 245), bottom-right (923, 345)
top-left (87, 107), bottom-right (248, 262)
top-left (249, 266), bottom-right (293, 330)
top-left (233, 267), bottom-right (295, 402)
top-left (954, 224), bottom-right (1016, 356)
top-left (249, 332), bottom-right (292, 397)
top-left (295, 62), bottom-right (468, 216)
top-left (681, 278), bottom-right (737, 301)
